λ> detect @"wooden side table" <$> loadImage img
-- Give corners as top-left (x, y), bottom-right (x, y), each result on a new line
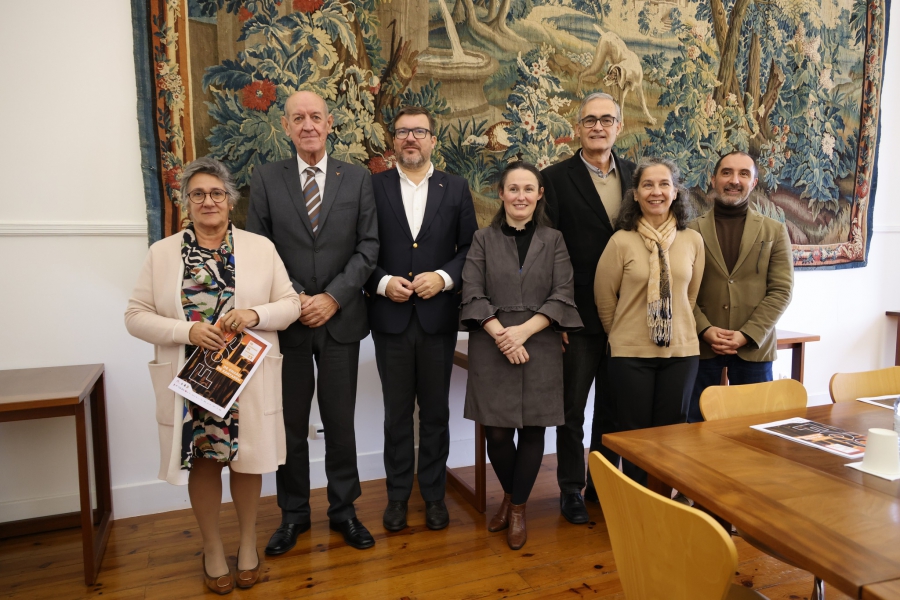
top-left (886, 311), bottom-right (900, 366)
top-left (0, 364), bottom-right (113, 585)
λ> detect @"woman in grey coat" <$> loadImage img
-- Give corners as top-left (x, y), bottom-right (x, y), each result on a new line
top-left (461, 161), bottom-right (582, 550)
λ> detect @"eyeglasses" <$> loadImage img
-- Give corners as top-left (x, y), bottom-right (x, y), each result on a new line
top-left (579, 115), bottom-right (618, 129)
top-left (394, 127), bottom-right (432, 139)
top-left (187, 189), bottom-right (228, 204)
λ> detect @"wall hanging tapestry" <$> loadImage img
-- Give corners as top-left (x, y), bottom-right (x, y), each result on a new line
top-left (132, 0), bottom-right (890, 269)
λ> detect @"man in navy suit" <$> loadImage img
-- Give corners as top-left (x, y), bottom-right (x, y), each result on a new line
top-left (365, 106), bottom-right (478, 531)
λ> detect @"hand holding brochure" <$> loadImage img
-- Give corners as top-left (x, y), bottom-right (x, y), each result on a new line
top-left (168, 328), bottom-right (271, 418)
top-left (751, 417), bottom-right (867, 459)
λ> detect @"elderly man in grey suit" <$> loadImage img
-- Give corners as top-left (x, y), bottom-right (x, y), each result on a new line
top-left (247, 91), bottom-right (379, 553)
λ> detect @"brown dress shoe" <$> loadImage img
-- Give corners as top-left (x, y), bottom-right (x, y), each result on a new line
top-left (203, 553), bottom-right (234, 595)
top-left (487, 493), bottom-right (512, 532)
top-left (507, 502), bottom-right (527, 550)
top-left (235, 548), bottom-right (261, 589)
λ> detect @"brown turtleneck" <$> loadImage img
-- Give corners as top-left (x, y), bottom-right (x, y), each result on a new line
top-left (714, 199), bottom-right (748, 273)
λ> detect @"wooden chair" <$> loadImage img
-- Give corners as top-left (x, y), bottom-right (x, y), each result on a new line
top-left (699, 378), bottom-right (807, 420)
top-left (589, 451), bottom-right (767, 600)
top-left (829, 366), bottom-right (900, 403)
top-left (699, 379), bottom-right (823, 600)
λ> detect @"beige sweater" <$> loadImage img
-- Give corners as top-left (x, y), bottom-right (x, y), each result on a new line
top-left (594, 228), bottom-right (705, 358)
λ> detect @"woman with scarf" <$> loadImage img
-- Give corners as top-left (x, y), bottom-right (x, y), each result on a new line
top-left (125, 157), bottom-right (300, 593)
top-left (593, 157), bottom-right (704, 486)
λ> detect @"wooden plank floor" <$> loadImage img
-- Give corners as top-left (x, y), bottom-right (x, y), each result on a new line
top-left (1, 454), bottom-right (849, 599)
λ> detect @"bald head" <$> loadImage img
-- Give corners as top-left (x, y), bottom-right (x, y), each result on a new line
top-left (281, 90), bottom-right (333, 164)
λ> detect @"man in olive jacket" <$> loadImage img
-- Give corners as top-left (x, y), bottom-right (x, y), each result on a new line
top-left (687, 151), bottom-right (794, 422)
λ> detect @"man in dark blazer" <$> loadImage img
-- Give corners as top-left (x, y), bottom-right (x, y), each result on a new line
top-left (247, 91), bottom-right (379, 553)
top-left (364, 106), bottom-right (478, 532)
top-left (542, 92), bottom-right (635, 524)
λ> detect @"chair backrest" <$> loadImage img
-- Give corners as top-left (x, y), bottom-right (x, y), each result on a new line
top-left (589, 451), bottom-right (738, 600)
top-left (829, 366), bottom-right (900, 403)
top-left (700, 379), bottom-right (807, 421)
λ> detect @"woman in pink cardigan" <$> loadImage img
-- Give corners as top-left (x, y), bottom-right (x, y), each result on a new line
top-left (125, 157), bottom-right (300, 594)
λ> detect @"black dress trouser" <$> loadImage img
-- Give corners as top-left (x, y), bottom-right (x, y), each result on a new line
top-left (557, 330), bottom-right (619, 494)
top-left (277, 327), bottom-right (362, 523)
top-left (373, 313), bottom-right (457, 502)
top-left (608, 355), bottom-right (699, 486)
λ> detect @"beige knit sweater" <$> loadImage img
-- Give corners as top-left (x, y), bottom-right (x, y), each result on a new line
top-left (594, 228), bottom-right (705, 358)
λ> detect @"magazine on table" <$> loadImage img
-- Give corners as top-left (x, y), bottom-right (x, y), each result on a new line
top-left (750, 417), bottom-right (867, 459)
top-left (168, 327), bottom-right (271, 418)
top-left (855, 395), bottom-right (899, 410)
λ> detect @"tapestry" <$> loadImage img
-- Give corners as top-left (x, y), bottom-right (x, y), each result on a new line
top-left (132, 0), bottom-right (890, 269)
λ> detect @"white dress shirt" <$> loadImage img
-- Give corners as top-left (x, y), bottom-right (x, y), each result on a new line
top-left (296, 152), bottom-right (328, 193)
top-left (377, 164), bottom-right (453, 296)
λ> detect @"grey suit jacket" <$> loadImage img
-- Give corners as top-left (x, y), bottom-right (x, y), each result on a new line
top-left (247, 155), bottom-right (379, 346)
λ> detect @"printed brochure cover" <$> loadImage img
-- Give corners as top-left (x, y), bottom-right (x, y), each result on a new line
top-left (168, 328), bottom-right (271, 418)
top-left (856, 395), bottom-right (899, 410)
top-left (751, 417), bottom-right (867, 459)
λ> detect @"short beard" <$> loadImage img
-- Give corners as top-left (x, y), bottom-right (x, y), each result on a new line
top-left (398, 148), bottom-right (428, 170)
top-left (712, 188), bottom-right (750, 206)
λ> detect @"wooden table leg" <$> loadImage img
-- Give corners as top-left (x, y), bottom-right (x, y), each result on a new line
top-left (789, 342), bottom-right (806, 383)
top-left (446, 423), bottom-right (487, 513)
top-left (895, 321), bottom-right (900, 367)
top-left (75, 394), bottom-right (97, 585)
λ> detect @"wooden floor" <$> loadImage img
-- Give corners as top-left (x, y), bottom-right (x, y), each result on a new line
top-left (1, 454), bottom-right (850, 600)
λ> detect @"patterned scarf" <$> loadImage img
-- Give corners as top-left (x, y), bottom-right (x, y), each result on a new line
top-left (636, 214), bottom-right (677, 347)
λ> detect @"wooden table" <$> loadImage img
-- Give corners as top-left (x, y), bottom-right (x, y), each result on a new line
top-left (447, 329), bottom-right (819, 514)
top-left (885, 311), bottom-right (900, 366)
top-left (0, 364), bottom-right (113, 585)
top-left (603, 401), bottom-right (900, 599)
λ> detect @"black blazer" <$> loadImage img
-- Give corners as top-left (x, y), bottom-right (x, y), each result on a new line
top-left (246, 156), bottom-right (379, 346)
top-left (542, 150), bottom-right (635, 334)
top-left (364, 167), bottom-right (478, 335)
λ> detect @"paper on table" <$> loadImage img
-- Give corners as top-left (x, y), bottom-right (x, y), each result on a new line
top-left (168, 328), bottom-right (271, 418)
top-left (751, 417), bottom-right (867, 459)
top-left (856, 395), bottom-right (899, 409)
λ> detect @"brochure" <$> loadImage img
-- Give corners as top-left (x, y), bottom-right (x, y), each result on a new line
top-left (856, 395), bottom-right (899, 410)
top-left (168, 328), bottom-right (271, 418)
top-left (750, 417), bottom-right (867, 459)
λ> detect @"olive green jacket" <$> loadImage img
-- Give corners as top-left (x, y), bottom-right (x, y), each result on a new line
top-left (688, 209), bottom-right (794, 362)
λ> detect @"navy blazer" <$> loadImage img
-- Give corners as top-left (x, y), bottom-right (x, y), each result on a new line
top-left (364, 167), bottom-right (478, 335)
top-left (542, 150), bottom-right (635, 334)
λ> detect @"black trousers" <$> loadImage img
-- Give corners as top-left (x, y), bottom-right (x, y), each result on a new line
top-left (278, 327), bottom-right (361, 523)
top-left (608, 355), bottom-right (699, 486)
top-left (557, 331), bottom-right (618, 494)
top-left (373, 315), bottom-right (457, 502)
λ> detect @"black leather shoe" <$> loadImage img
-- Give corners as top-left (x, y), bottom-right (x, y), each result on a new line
top-left (560, 492), bottom-right (590, 524)
top-left (383, 500), bottom-right (408, 531)
top-left (584, 485), bottom-right (599, 504)
top-left (424, 500), bottom-right (449, 530)
top-left (265, 521), bottom-right (310, 556)
top-left (329, 517), bottom-right (375, 549)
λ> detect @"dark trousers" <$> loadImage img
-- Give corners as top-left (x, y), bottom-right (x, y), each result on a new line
top-left (557, 331), bottom-right (618, 494)
top-left (373, 315), bottom-right (457, 502)
top-left (278, 327), bottom-right (361, 523)
top-left (687, 355), bottom-right (774, 422)
top-left (608, 355), bottom-right (699, 486)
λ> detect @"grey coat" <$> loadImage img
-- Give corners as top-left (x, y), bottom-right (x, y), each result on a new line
top-left (460, 225), bottom-right (582, 428)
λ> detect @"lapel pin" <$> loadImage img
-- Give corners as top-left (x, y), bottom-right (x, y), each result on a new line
top-left (439, 183), bottom-right (444, 187)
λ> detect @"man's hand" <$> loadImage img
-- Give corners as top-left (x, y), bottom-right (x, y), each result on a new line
top-left (410, 272), bottom-right (445, 300)
top-left (299, 293), bottom-right (339, 328)
top-left (702, 326), bottom-right (747, 355)
top-left (385, 277), bottom-right (414, 303)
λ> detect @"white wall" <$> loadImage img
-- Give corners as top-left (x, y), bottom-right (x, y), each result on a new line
top-left (0, 1), bottom-right (897, 520)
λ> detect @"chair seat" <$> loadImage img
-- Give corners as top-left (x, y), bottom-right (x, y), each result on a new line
top-left (727, 582), bottom-right (769, 599)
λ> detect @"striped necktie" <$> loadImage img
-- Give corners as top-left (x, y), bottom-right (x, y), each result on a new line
top-left (303, 167), bottom-right (322, 236)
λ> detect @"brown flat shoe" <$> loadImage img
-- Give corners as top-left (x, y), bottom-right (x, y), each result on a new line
top-left (507, 502), bottom-right (527, 550)
top-left (235, 548), bottom-right (261, 589)
top-left (203, 553), bottom-right (234, 595)
top-left (487, 493), bottom-right (512, 532)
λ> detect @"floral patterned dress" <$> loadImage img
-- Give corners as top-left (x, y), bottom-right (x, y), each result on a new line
top-left (179, 224), bottom-right (239, 469)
